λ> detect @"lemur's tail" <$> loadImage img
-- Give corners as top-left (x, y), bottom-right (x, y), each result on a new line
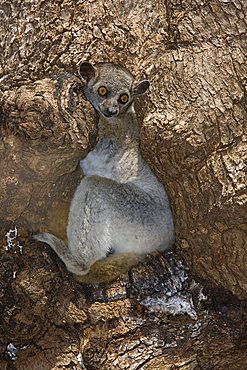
top-left (33, 232), bottom-right (89, 276)
top-left (34, 232), bottom-right (67, 254)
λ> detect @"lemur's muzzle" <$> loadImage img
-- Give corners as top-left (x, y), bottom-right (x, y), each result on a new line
top-left (100, 98), bottom-right (119, 118)
top-left (103, 108), bottom-right (118, 117)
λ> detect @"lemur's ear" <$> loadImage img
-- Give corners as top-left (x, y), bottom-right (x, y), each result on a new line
top-left (79, 61), bottom-right (96, 83)
top-left (133, 80), bottom-right (150, 95)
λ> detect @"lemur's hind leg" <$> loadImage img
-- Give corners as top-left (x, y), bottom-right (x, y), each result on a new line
top-left (33, 233), bottom-right (90, 275)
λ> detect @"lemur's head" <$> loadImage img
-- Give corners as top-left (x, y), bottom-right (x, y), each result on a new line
top-left (79, 61), bottom-right (149, 118)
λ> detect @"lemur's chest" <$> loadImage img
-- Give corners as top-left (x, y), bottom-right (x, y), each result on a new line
top-left (80, 138), bottom-right (140, 182)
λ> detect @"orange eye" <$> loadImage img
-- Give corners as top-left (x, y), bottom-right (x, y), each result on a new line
top-left (119, 94), bottom-right (129, 104)
top-left (98, 86), bottom-right (107, 96)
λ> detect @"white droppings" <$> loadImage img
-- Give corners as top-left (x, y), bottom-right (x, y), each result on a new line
top-left (4, 226), bottom-right (23, 253)
top-left (77, 353), bottom-right (87, 369)
top-left (189, 321), bottom-right (203, 338)
top-left (142, 292), bottom-right (197, 319)
top-left (140, 258), bottom-right (198, 319)
top-left (5, 227), bottom-right (18, 251)
top-left (13, 271), bottom-right (17, 279)
top-left (6, 343), bottom-right (18, 360)
top-left (198, 288), bottom-right (207, 302)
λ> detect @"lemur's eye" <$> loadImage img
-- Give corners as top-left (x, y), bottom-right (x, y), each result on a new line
top-left (119, 94), bottom-right (129, 104)
top-left (98, 86), bottom-right (107, 96)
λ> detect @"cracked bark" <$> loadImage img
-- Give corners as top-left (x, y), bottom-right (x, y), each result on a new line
top-left (0, 0), bottom-right (246, 369)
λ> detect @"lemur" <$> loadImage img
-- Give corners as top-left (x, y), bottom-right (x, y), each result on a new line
top-left (34, 62), bottom-right (174, 276)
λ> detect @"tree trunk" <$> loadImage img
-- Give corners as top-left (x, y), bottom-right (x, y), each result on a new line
top-left (0, 75), bottom-right (96, 233)
top-left (0, 0), bottom-right (246, 369)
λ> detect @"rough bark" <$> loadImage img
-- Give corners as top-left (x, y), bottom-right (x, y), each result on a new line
top-left (1, 244), bottom-right (247, 370)
top-left (0, 74), bottom-right (97, 233)
top-left (0, 0), bottom-right (247, 369)
top-left (140, 2), bottom-right (247, 299)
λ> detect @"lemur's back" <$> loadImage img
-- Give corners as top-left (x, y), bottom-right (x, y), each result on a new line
top-left (34, 62), bottom-right (174, 276)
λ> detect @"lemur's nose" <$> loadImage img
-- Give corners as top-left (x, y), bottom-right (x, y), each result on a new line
top-left (105, 108), bottom-right (118, 117)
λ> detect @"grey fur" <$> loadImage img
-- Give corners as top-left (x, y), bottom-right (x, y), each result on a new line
top-left (34, 62), bottom-right (174, 275)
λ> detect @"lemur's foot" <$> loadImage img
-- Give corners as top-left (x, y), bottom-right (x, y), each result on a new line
top-left (76, 253), bottom-right (146, 284)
